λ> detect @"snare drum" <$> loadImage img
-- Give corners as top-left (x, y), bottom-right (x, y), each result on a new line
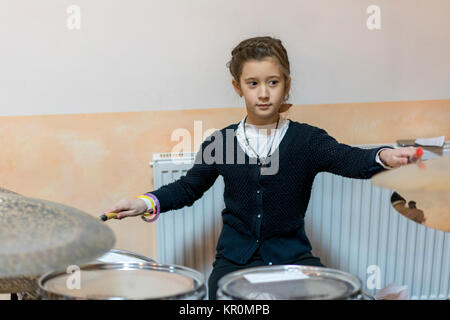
top-left (217, 265), bottom-right (372, 300)
top-left (38, 263), bottom-right (206, 300)
top-left (18, 249), bottom-right (156, 300)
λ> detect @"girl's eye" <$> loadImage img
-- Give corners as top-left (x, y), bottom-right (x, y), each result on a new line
top-left (247, 80), bottom-right (279, 87)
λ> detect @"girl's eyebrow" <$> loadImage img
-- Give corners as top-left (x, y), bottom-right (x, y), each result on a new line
top-left (245, 75), bottom-right (281, 81)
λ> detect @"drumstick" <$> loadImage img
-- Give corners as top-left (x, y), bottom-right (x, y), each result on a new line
top-left (100, 211), bottom-right (157, 222)
top-left (99, 212), bottom-right (118, 221)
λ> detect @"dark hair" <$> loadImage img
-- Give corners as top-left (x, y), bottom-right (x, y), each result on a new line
top-left (227, 36), bottom-right (291, 100)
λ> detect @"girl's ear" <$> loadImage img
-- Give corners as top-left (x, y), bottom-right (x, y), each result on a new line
top-left (232, 78), bottom-right (243, 97)
top-left (284, 77), bottom-right (291, 97)
top-left (280, 77), bottom-right (293, 113)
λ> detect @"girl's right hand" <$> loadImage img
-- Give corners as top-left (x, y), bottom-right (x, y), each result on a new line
top-left (104, 199), bottom-right (148, 220)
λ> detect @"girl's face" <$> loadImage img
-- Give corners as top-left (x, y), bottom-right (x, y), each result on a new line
top-left (232, 57), bottom-right (291, 125)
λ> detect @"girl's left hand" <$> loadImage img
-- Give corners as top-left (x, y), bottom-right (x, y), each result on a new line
top-left (379, 147), bottom-right (420, 168)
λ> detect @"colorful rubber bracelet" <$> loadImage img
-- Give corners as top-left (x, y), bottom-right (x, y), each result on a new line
top-left (137, 195), bottom-right (158, 224)
top-left (145, 193), bottom-right (160, 215)
top-left (136, 195), bottom-right (155, 215)
top-left (141, 211), bottom-right (158, 222)
top-left (141, 193), bottom-right (160, 222)
top-left (136, 195), bottom-right (152, 213)
top-left (143, 196), bottom-right (155, 217)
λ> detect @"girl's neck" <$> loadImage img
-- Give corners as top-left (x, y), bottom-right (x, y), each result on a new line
top-left (245, 114), bottom-right (280, 126)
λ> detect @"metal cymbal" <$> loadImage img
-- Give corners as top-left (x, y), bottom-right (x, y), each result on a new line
top-left (372, 156), bottom-right (450, 233)
top-left (0, 190), bottom-right (115, 293)
top-left (371, 155), bottom-right (450, 192)
top-left (0, 186), bottom-right (20, 195)
top-left (391, 190), bottom-right (450, 232)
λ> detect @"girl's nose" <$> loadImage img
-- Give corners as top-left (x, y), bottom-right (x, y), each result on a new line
top-left (258, 85), bottom-right (269, 99)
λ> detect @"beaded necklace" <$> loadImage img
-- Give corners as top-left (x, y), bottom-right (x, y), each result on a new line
top-left (242, 115), bottom-right (280, 168)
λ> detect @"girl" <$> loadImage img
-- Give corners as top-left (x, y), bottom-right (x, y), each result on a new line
top-left (105, 36), bottom-right (419, 300)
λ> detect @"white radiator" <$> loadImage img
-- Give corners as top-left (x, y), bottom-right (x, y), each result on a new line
top-left (151, 147), bottom-right (450, 300)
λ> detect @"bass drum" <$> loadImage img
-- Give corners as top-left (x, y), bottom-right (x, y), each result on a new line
top-left (17, 249), bottom-right (156, 300)
top-left (217, 265), bottom-right (374, 300)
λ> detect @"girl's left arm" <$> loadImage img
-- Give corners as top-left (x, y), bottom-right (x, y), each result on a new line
top-left (309, 127), bottom-right (418, 179)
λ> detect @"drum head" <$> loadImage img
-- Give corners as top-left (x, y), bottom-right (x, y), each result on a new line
top-left (39, 263), bottom-right (206, 300)
top-left (218, 265), bottom-right (362, 300)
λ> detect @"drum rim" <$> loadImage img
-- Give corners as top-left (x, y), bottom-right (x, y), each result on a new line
top-left (8, 249), bottom-right (155, 297)
top-left (217, 265), bottom-right (363, 300)
top-left (38, 262), bottom-right (206, 300)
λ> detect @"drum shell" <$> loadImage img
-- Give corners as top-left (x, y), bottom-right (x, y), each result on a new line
top-left (217, 265), bottom-right (367, 300)
top-left (38, 262), bottom-right (206, 300)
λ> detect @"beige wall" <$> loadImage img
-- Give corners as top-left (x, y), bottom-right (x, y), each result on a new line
top-left (1, 99), bottom-right (449, 263)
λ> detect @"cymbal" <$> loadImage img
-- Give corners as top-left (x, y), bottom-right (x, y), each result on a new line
top-left (0, 186), bottom-right (20, 195)
top-left (391, 190), bottom-right (450, 232)
top-left (371, 156), bottom-right (450, 191)
top-left (0, 190), bottom-right (115, 293)
top-left (372, 156), bottom-right (450, 232)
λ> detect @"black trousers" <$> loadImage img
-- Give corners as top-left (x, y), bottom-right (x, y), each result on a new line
top-left (208, 249), bottom-right (325, 300)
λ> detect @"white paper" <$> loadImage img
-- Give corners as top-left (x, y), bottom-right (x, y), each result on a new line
top-left (244, 272), bottom-right (309, 284)
top-left (96, 252), bottom-right (148, 264)
top-left (375, 282), bottom-right (408, 300)
top-left (414, 136), bottom-right (445, 147)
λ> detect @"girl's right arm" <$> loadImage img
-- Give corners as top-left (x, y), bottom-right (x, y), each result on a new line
top-left (104, 132), bottom-right (221, 220)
